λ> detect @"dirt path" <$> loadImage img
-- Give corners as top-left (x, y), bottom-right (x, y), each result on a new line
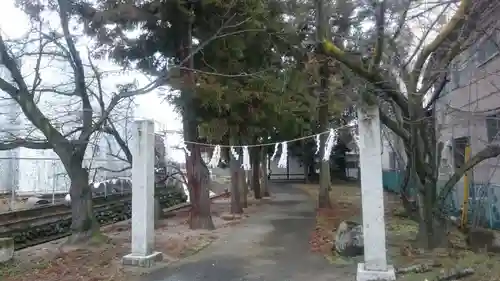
top-left (141, 184), bottom-right (354, 281)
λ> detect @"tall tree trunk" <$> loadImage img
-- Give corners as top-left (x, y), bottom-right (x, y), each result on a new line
top-left (261, 149), bottom-right (270, 197)
top-left (251, 146), bottom-right (262, 199)
top-left (303, 163), bottom-right (309, 183)
top-left (180, 12), bottom-right (214, 230)
top-left (302, 139), bottom-right (310, 184)
top-left (335, 152), bottom-right (347, 180)
top-left (229, 133), bottom-right (243, 214)
top-left (239, 167), bottom-right (248, 207)
top-left (186, 147), bottom-right (215, 229)
top-left (67, 167), bottom-right (99, 244)
top-left (315, 0), bottom-right (332, 209)
top-left (415, 182), bottom-right (448, 249)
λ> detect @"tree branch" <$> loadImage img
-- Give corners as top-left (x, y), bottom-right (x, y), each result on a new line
top-left (379, 109), bottom-right (409, 143)
top-left (411, 0), bottom-right (471, 89)
top-left (57, 0), bottom-right (93, 156)
top-left (0, 138), bottom-right (51, 150)
top-left (101, 123), bottom-right (132, 163)
top-left (370, 0), bottom-right (385, 70)
top-left (0, 34), bottom-right (70, 153)
top-left (437, 144), bottom-right (500, 206)
top-left (424, 73), bottom-right (448, 110)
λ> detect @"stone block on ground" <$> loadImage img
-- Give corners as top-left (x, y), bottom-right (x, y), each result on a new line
top-left (466, 227), bottom-right (500, 253)
top-left (260, 196), bottom-right (272, 202)
top-left (122, 251), bottom-right (163, 268)
top-left (220, 212), bottom-right (242, 221)
top-left (0, 237), bottom-right (14, 263)
top-left (334, 220), bottom-right (364, 257)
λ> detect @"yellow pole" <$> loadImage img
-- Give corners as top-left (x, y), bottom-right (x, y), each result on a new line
top-left (460, 145), bottom-right (471, 228)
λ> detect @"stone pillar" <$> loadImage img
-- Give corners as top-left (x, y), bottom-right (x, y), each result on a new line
top-left (356, 106), bottom-right (396, 281)
top-left (122, 120), bottom-right (163, 267)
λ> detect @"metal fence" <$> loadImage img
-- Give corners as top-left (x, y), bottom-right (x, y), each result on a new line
top-left (0, 156), bottom-right (130, 213)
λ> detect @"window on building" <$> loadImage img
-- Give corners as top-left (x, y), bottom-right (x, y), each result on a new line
top-left (450, 52), bottom-right (473, 89)
top-left (458, 63), bottom-right (472, 87)
top-left (486, 113), bottom-right (500, 142)
top-left (476, 34), bottom-right (500, 66)
top-left (450, 62), bottom-right (463, 89)
top-left (453, 137), bottom-right (469, 171)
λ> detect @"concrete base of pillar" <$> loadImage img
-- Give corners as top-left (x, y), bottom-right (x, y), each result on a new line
top-left (356, 263), bottom-right (396, 281)
top-left (122, 251), bottom-right (163, 268)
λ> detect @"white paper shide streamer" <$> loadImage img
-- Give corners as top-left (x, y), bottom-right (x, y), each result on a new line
top-left (241, 146), bottom-right (251, 170)
top-left (230, 146), bottom-right (239, 160)
top-left (208, 145), bottom-right (221, 168)
top-left (315, 134), bottom-right (320, 154)
top-left (270, 143), bottom-right (279, 161)
top-left (322, 129), bottom-right (337, 161)
top-left (277, 142), bottom-right (288, 168)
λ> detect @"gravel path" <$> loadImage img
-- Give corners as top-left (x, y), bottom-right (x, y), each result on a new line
top-left (141, 183), bottom-right (355, 281)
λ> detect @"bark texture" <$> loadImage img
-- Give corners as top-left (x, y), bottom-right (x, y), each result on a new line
top-left (67, 167), bottom-right (99, 244)
top-left (251, 147), bottom-right (262, 199)
top-left (229, 142), bottom-right (243, 214)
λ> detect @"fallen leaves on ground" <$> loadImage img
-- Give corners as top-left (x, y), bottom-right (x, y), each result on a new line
top-left (300, 183), bottom-right (500, 281)
top-left (1, 197), bottom-right (259, 281)
top-left (300, 183), bottom-right (361, 256)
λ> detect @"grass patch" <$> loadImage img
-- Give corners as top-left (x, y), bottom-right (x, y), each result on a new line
top-left (299, 183), bottom-right (500, 281)
top-left (180, 239), bottom-right (213, 258)
top-left (0, 258), bottom-right (51, 279)
top-left (299, 183), bottom-right (361, 258)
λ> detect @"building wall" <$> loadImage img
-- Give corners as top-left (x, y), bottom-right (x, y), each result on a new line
top-left (268, 156), bottom-right (305, 180)
top-left (436, 34), bottom-right (500, 185)
top-left (434, 31), bottom-right (500, 228)
top-left (0, 94), bottom-right (133, 195)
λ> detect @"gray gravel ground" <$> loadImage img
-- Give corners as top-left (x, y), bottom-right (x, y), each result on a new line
top-left (141, 183), bottom-right (356, 281)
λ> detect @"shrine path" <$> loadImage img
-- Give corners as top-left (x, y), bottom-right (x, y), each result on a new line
top-left (141, 183), bottom-right (355, 281)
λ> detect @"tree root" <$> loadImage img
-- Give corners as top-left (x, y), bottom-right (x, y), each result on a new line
top-left (435, 268), bottom-right (474, 281)
top-left (396, 262), bottom-right (474, 281)
top-left (395, 261), bottom-right (441, 274)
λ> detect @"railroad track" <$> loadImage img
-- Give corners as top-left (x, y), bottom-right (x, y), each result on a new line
top-left (4, 192), bottom-right (229, 251)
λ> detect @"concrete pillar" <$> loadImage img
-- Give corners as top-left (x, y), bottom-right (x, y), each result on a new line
top-left (122, 120), bottom-right (163, 267)
top-left (356, 106), bottom-right (395, 281)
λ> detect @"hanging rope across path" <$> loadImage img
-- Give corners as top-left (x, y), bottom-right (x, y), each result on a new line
top-left (181, 123), bottom-right (357, 148)
top-left (179, 123), bottom-right (358, 170)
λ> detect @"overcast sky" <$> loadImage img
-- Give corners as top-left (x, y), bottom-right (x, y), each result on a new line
top-left (0, 0), bottom-right (186, 162)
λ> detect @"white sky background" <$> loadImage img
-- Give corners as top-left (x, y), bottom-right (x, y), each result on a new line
top-left (0, 0), bottom-right (186, 163)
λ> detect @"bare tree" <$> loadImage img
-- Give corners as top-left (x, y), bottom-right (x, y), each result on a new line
top-left (323, 0), bottom-right (500, 248)
top-left (0, 0), bottom-right (159, 244)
